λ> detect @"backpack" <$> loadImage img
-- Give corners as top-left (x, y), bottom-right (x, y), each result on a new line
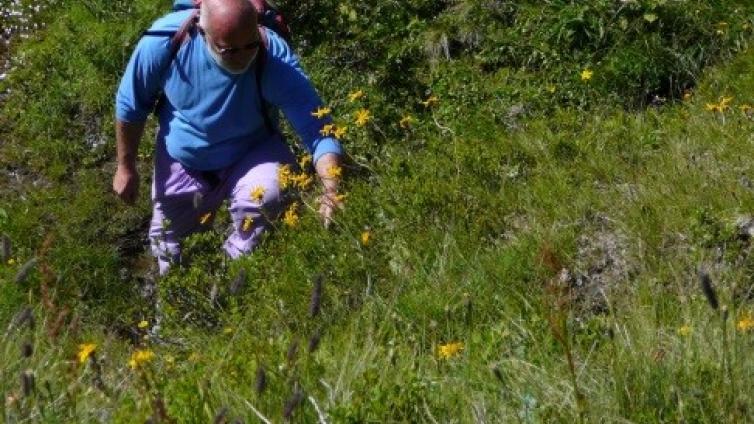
top-left (142, 0), bottom-right (293, 135)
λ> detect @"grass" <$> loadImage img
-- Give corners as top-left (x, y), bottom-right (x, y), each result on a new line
top-left (3, 0), bottom-right (754, 421)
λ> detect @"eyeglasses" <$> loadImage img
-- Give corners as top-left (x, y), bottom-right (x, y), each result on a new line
top-left (197, 26), bottom-right (261, 56)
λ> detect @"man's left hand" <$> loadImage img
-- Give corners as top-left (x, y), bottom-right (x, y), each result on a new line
top-left (318, 191), bottom-right (344, 229)
top-left (314, 153), bottom-right (344, 228)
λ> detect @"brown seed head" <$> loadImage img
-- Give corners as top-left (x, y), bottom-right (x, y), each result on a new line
top-left (698, 268), bottom-right (719, 310)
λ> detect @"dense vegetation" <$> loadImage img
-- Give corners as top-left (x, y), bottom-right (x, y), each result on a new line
top-left (2, 0), bottom-right (754, 421)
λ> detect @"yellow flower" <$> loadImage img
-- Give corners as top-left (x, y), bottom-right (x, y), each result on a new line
top-left (437, 341), bottom-right (464, 359)
top-left (320, 123), bottom-right (337, 136)
top-left (677, 325), bottom-right (692, 337)
top-left (399, 115), bottom-right (414, 129)
top-left (250, 186), bottom-right (266, 202)
top-left (128, 349), bottom-right (155, 370)
top-left (348, 90), bottom-right (365, 102)
top-left (706, 96), bottom-right (734, 113)
top-left (311, 106), bottom-right (332, 119)
top-left (326, 165), bottom-right (342, 179)
top-left (354, 109), bottom-right (371, 127)
top-left (292, 173), bottom-right (314, 190)
top-left (242, 216), bottom-right (254, 232)
top-left (199, 212), bottom-right (213, 225)
top-left (283, 204), bottom-right (300, 228)
top-left (737, 314), bottom-right (754, 332)
top-left (7, 258), bottom-right (16, 265)
top-left (298, 155), bottom-right (312, 169)
top-left (547, 84), bottom-right (557, 94)
top-left (420, 95), bottom-right (439, 108)
top-left (77, 343), bottom-right (97, 364)
top-left (333, 125), bottom-right (348, 139)
top-left (580, 68), bottom-right (593, 81)
top-left (361, 230), bottom-right (372, 246)
top-left (278, 164), bottom-right (293, 190)
top-left (719, 96), bottom-right (734, 109)
top-left (137, 320), bottom-right (149, 329)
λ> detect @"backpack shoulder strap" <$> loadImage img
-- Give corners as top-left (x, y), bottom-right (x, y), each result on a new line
top-left (141, 10), bottom-right (199, 115)
top-left (255, 26), bottom-right (276, 135)
top-left (141, 9), bottom-right (199, 61)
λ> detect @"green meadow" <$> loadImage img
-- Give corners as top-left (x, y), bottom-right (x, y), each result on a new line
top-left (2, 0), bottom-right (754, 422)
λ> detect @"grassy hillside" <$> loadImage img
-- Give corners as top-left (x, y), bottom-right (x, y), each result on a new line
top-left (2, 0), bottom-right (754, 421)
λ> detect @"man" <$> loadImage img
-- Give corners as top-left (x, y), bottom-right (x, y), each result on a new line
top-left (113, 0), bottom-right (343, 275)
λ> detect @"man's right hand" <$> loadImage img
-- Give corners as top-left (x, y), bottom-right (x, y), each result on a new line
top-left (113, 165), bottom-right (139, 205)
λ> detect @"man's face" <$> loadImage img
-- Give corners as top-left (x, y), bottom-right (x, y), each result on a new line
top-left (199, 16), bottom-right (260, 74)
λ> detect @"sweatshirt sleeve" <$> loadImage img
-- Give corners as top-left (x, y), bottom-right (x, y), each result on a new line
top-left (115, 34), bottom-right (172, 123)
top-left (260, 30), bottom-right (343, 164)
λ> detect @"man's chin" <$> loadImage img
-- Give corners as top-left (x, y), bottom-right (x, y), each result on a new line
top-left (222, 61), bottom-right (252, 75)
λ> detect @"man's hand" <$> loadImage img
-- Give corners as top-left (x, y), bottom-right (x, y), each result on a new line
top-left (113, 165), bottom-right (139, 205)
top-left (315, 153), bottom-right (344, 228)
top-left (113, 121), bottom-right (144, 205)
top-left (318, 191), bottom-right (344, 229)
top-left (114, 119), bottom-right (146, 206)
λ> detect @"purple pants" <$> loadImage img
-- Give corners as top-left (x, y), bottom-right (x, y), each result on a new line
top-left (149, 134), bottom-right (296, 275)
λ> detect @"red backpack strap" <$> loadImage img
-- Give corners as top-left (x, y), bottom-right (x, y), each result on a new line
top-left (170, 9), bottom-right (200, 58)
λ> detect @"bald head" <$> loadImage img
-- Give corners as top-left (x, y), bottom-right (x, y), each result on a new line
top-left (200, 0), bottom-right (257, 38)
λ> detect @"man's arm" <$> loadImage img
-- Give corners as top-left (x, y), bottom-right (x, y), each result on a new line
top-left (260, 31), bottom-right (346, 226)
top-left (315, 152), bottom-right (343, 228)
top-left (112, 120), bottom-right (146, 205)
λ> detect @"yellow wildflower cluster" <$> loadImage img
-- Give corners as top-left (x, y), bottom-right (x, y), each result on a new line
top-left (361, 230), bottom-right (372, 246)
top-left (326, 165), bottom-right (343, 179)
top-left (437, 341), bottom-right (464, 359)
top-left (77, 343), bottom-right (97, 364)
top-left (333, 125), bottom-right (348, 139)
top-left (283, 203), bottom-right (300, 227)
top-left (705, 96), bottom-right (734, 113)
top-left (278, 164), bottom-right (293, 189)
top-left (128, 349), bottom-right (155, 370)
top-left (354, 109), bottom-right (372, 127)
top-left (399, 115), bottom-right (415, 129)
top-left (348, 90), bottom-right (365, 102)
top-left (737, 313), bottom-right (754, 332)
top-left (420, 95), bottom-right (439, 108)
top-left (250, 186), bottom-right (266, 203)
top-left (242, 215), bottom-right (254, 232)
top-left (137, 320), bottom-right (149, 329)
top-left (311, 106), bottom-right (332, 119)
top-left (291, 172), bottom-right (314, 190)
top-left (298, 154), bottom-right (312, 169)
top-left (677, 325), bottom-right (692, 337)
top-left (199, 212), bottom-right (213, 225)
top-left (320, 123), bottom-right (348, 139)
top-left (580, 68), bottom-right (594, 82)
top-left (319, 123), bottom-right (337, 136)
